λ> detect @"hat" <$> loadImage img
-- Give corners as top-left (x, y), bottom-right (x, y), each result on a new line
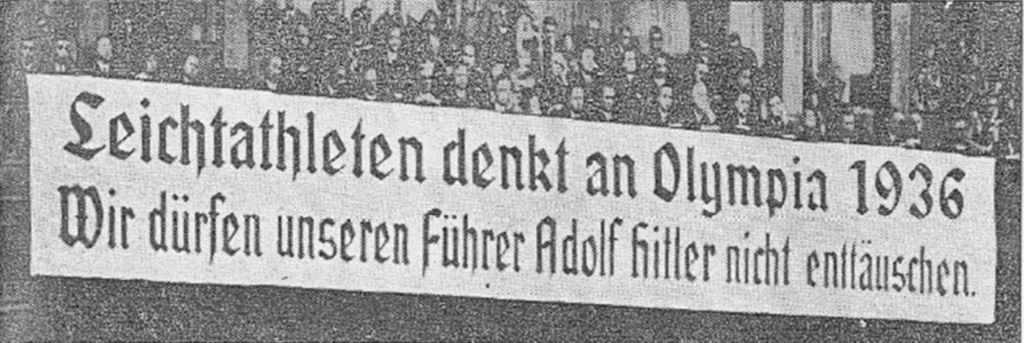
top-left (543, 16), bottom-right (557, 27)
top-left (649, 26), bottom-right (663, 39)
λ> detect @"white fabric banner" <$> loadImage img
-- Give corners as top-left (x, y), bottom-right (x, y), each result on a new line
top-left (29, 75), bottom-right (996, 323)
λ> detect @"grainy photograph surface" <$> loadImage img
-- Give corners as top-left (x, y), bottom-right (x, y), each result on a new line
top-left (0, 0), bottom-right (1020, 341)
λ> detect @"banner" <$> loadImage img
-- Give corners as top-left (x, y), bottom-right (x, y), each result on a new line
top-left (28, 75), bottom-right (996, 323)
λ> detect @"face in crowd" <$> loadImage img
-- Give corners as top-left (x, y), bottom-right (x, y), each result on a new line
top-left (419, 60), bottom-right (438, 90)
top-left (735, 93), bottom-right (752, 116)
top-left (619, 26), bottom-right (633, 47)
top-left (54, 39), bottom-right (73, 61)
top-left (334, 57), bottom-right (349, 78)
top-left (267, 56), bottom-right (283, 79)
top-left (550, 53), bottom-right (567, 78)
top-left (569, 86), bottom-right (585, 111)
top-left (952, 117), bottom-right (972, 141)
top-left (657, 85), bottom-right (674, 111)
top-left (495, 78), bottom-right (515, 108)
top-left (622, 50), bottom-right (638, 74)
top-left (423, 11), bottom-right (438, 32)
top-left (581, 47), bottom-right (598, 72)
top-left (803, 110), bottom-right (818, 129)
top-left (297, 24), bottom-right (311, 48)
top-left (601, 85), bottom-right (616, 110)
top-left (363, 68), bottom-right (379, 97)
top-left (768, 96), bottom-right (785, 120)
top-left (143, 54), bottom-right (159, 74)
top-left (694, 63), bottom-right (709, 83)
top-left (652, 65), bottom-right (669, 87)
top-left (561, 34), bottom-right (574, 53)
top-left (842, 112), bottom-right (857, 132)
top-left (737, 69), bottom-right (753, 88)
top-left (543, 18), bottom-right (557, 37)
top-left (985, 97), bottom-right (1001, 118)
top-left (388, 27), bottom-right (402, 52)
top-left (454, 65), bottom-right (470, 89)
top-left (19, 39), bottom-right (36, 66)
top-left (587, 18), bottom-right (601, 33)
top-left (729, 33), bottom-right (741, 47)
top-left (649, 27), bottom-right (664, 52)
top-left (190, 24), bottom-right (204, 42)
top-left (96, 36), bottom-right (113, 61)
top-left (183, 55), bottom-right (201, 80)
top-left (490, 63), bottom-right (506, 80)
top-left (461, 44), bottom-right (476, 67)
top-left (517, 51), bottom-right (532, 70)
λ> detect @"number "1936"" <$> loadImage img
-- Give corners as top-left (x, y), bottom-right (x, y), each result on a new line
top-left (850, 161), bottom-right (965, 219)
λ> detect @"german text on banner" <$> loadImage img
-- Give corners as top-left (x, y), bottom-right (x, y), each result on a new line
top-left (28, 75), bottom-right (997, 323)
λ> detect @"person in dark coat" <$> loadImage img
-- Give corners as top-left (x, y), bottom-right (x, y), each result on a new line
top-left (799, 109), bottom-right (827, 142)
top-left (253, 55), bottom-right (284, 92)
top-left (540, 52), bottom-right (572, 116)
top-left (51, 35), bottom-right (79, 75)
top-left (584, 80), bottom-right (620, 123)
top-left (645, 83), bottom-right (692, 127)
top-left (442, 64), bottom-right (489, 108)
top-left (84, 35), bottom-right (128, 77)
top-left (549, 84), bottom-right (588, 120)
top-left (828, 106), bottom-right (872, 144)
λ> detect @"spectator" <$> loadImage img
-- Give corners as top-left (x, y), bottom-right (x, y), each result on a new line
top-left (412, 58), bottom-right (443, 106)
top-left (800, 108), bottom-right (826, 142)
top-left (590, 80), bottom-right (619, 122)
top-left (944, 113), bottom-right (992, 156)
top-left (493, 76), bottom-right (519, 114)
top-left (419, 10), bottom-right (443, 57)
top-left (540, 16), bottom-right (559, 68)
top-left (358, 66), bottom-right (381, 102)
top-left (558, 32), bottom-right (576, 56)
top-left (829, 107), bottom-right (871, 144)
top-left (540, 52), bottom-right (571, 116)
top-left (443, 64), bottom-right (487, 108)
top-left (520, 87), bottom-right (542, 115)
top-left (549, 84), bottom-right (587, 120)
top-left (482, 4), bottom-right (515, 69)
top-left (511, 39), bottom-right (539, 93)
top-left (647, 59), bottom-right (671, 92)
top-left (690, 62), bottom-right (716, 124)
top-left (647, 26), bottom-right (668, 61)
top-left (52, 36), bottom-right (77, 74)
top-left (614, 24), bottom-right (637, 58)
top-left (179, 54), bottom-right (203, 85)
top-left (616, 47), bottom-right (645, 103)
top-left (85, 35), bottom-right (126, 77)
top-left (134, 52), bottom-right (162, 81)
top-left (31, 0), bottom-right (1014, 158)
top-left (646, 82), bottom-right (689, 128)
top-left (579, 45), bottom-right (603, 85)
top-left (18, 38), bottom-right (41, 73)
top-left (254, 55), bottom-right (284, 92)
top-left (715, 32), bottom-right (757, 78)
top-left (762, 95), bottom-right (795, 136)
top-left (322, 55), bottom-right (356, 98)
top-left (886, 111), bottom-right (914, 147)
top-left (584, 17), bottom-right (603, 47)
top-left (722, 93), bottom-right (754, 133)
top-left (461, 43), bottom-right (478, 70)
top-left (380, 26), bottom-right (411, 100)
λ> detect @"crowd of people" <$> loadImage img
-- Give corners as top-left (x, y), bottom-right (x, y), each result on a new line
top-left (9, 0), bottom-right (1021, 158)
